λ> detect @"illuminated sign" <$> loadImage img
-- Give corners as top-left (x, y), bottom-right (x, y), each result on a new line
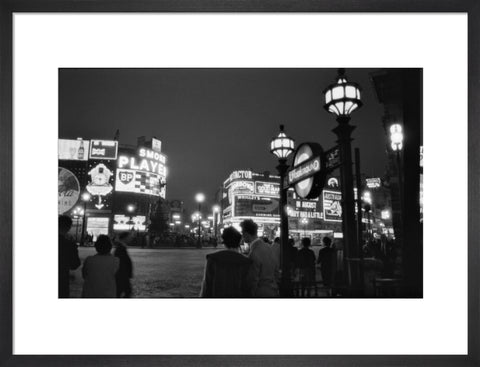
top-left (58, 167), bottom-right (80, 214)
top-left (86, 163), bottom-right (114, 209)
top-left (323, 190), bottom-right (342, 222)
top-left (152, 138), bottom-right (162, 152)
top-left (115, 169), bottom-right (165, 198)
top-left (289, 143), bottom-right (325, 199)
top-left (89, 140), bottom-right (118, 160)
top-left (86, 217), bottom-right (109, 241)
top-left (113, 215), bottom-right (147, 231)
top-left (230, 180), bottom-right (255, 194)
top-left (58, 139), bottom-right (89, 161)
top-left (233, 196), bottom-right (279, 218)
top-left (229, 170), bottom-right (253, 181)
top-left (288, 157), bottom-right (321, 185)
top-left (327, 177), bottom-right (339, 188)
top-left (255, 181), bottom-right (280, 196)
top-left (366, 177), bottom-right (381, 189)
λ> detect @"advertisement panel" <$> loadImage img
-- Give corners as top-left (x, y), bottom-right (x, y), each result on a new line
top-left (113, 215), bottom-right (147, 231)
top-left (323, 190), bottom-right (342, 222)
top-left (85, 217), bottom-right (109, 241)
top-left (233, 195), bottom-right (279, 218)
top-left (58, 167), bottom-right (81, 214)
top-left (255, 181), bottom-right (280, 197)
top-left (86, 161), bottom-right (115, 210)
top-left (152, 137), bottom-right (162, 152)
top-left (115, 168), bottom-right (165, 198)
top-left (58, 139), bottom-right (89, 161)
top-left (89, 140), bottom-right (118, 160)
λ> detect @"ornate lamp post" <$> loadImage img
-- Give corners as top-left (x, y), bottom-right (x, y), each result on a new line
top-left (324, 68), bottom-right (362, 291)
top-left (390, 123), bottom-right (404, 216)
top-left (195, 193), bottom-right (205, 248)
top-left (72, 206), bottom-right (83, 244)
top-left (270, 124), bottom-right (295, 297)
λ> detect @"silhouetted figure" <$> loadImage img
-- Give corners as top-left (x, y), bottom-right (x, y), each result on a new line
top-left (114, 232), bottom-right (133, 298)
top-left (270, 237), bottom-right (281, 288)
top-left (58, 215), bottom-right (81, 298)
top-left (296, 237), bottom-right (316, 296)
top-left (288, 238), bottom-right (298, 280)
top-left (200, 227), bottom-right (253, 297)
top-left (241, 219), bottom-right (278, 297)
top-left (317, 237), bottom-right (337, 287)
top-left (82, 235), bottom-right (119, 298)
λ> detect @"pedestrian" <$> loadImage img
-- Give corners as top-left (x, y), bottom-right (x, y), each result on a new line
top-left (199, 226), bottom-right (253, 297)
top-left (58, 215), bottom-right (81, 298)
top-left (288, 238), bottom-right (298, 280)
top-left (240, 219), bottom-right (278, 297)
top-left (317, 237), bottom-right (336, 287)
top-left (296, 237), bottom-right (316, 296)
top-left (114, 232), bottom-right (133, 298)
top-left (82, 235), bottom-right (119, 298)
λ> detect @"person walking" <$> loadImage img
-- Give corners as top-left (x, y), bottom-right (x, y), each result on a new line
top-left (82, 235), bottom-right (119, 298)
top-left (240, 219), bottom-right (278, 297)
top-left (114, 232), bottom-right (133, 298)
top-left (296, 237), bottom-right (316, 296)
top-left (58, 215), bottom-right (81, 298)
top-left (317, 237), bottom-right (337, 287)
top-left (199, 226), bottom-right (253, 298)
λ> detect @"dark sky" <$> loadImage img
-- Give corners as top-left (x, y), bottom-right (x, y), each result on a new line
top-left (59, 68), bottom-right (386, 212)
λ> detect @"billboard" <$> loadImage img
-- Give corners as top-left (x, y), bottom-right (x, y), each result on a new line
top-left (113, 215), bottom-right (147, 231)
top-left (323, 190), bottom-right (342, 222)
top-left (255, 181), bottom-right (280, 197)
top-left (86, 162), bottom-right (115, 210)
top-left (89, 140), bottom-right (118, 160)
top-left (233, 195), bottom-right (279, 218)
top-left (58, 167), bottom-right (81, 214)
top-left (58, 139), bottom-right (89, 161)
top-left (115, 169), bottom-right (166, 198)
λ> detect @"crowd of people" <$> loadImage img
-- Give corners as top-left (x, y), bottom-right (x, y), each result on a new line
top-left (59, 214), bottom-right (337, 298)
top-left (199, 219), bottom-right (337, 298)
top-left (58, 215), bottom-right (133, 298)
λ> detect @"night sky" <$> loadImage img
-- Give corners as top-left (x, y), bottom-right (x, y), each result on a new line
top-left (59, 68), bottom-right (386, 212)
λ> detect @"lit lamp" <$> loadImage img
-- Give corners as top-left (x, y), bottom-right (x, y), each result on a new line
top-left (390, 123), bottom-right (405, 241)
top-left (212, 205), bottom-right (220, 242)
top-left (324, 68), bottom-right (362, 292)
top-left (127, 204), bottom-right (136, 231)
top-left (72, 206), bottom-right (84, 244)
top-left (270, 124), bottom-right (294, 297)
top-left (195, 193), bottom-right (205, 249)
top-left (301, 217), bottom-right (309, 237)
top-left (80, 192), bottom-right (91, 245)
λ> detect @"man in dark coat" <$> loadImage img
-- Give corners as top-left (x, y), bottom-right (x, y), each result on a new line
top-left (114, 232), bottom-right (133, 297)
top-left (317, 237), bottom-right (337, 287)
top-left (58, 215), bottom-right (81, 298)
top-left (296, 237), bottom-right (316, 296)
top-left (200, 227), bottom-right (253, 298)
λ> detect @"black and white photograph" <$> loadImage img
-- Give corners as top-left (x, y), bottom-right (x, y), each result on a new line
top-left (58, 68), bottom-right (423, 299)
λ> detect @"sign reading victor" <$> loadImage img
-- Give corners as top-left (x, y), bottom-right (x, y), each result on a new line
top-left (288, 143), bottom-right (326, 199)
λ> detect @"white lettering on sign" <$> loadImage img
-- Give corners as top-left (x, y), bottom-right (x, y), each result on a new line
top-left (288, 158), bottom-right (321, 184)
top-left (117, 154), bottom-right (166, 176)
top-left (255, 181), bottom-right (280, 196)
top-left (138, 148), bottom-right (166, 164)
top-left (229, 170), bottom-right (253, 181)
top-left (230, 180), bottom-right (255, 193)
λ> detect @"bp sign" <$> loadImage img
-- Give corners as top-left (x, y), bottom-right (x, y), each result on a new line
top-left (288, 143), bottom-right (326, 199)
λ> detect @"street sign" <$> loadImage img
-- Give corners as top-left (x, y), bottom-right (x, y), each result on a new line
top-left (288, 142), bottom-right (326, 199)
top-left (325, 146), bottom-right (341, 171)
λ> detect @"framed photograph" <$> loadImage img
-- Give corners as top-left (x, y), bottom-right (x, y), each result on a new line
top-left (1, 1), bottom-right (478, 366)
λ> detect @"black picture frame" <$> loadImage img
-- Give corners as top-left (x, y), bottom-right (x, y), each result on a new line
top-left (0, 1), bottom-right (478, 366)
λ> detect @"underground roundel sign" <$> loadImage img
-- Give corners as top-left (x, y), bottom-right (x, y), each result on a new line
top-left (288, 143), bottom-right (326, 199)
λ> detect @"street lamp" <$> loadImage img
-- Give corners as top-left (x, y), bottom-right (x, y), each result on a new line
top-left (127, 204), bottom-right (136, 231)
top-left (212, 205), bottom-right (220, 242)
top-left (270, 124), bottom-right (295, 297)
top-left (324, 68), bottom-right (362, 292)
top-left (80, 192), bottom-right (91, 245)
top-left (301, 217), bottom-right (309, 237)
top-left (390, 123), bottom-right (404, 217)
top-left (195, 193), bottom-right (205, 248)
top-left (72, 206), bottom-right (84, 244)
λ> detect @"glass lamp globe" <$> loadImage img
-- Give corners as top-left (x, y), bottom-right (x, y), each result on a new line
top-left (324, 69), bottom-right (362, 117)
top-left (270, 124), bottom-right (295, 159)
top-left (390, 123), bottom-right (404, 151)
